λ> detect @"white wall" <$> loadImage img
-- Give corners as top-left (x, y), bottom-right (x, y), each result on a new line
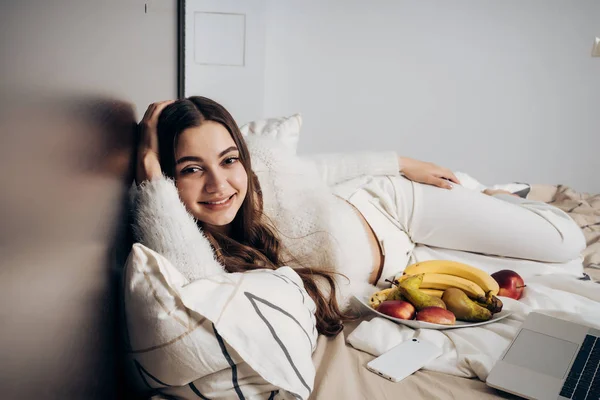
top-left (183, 0), bottom-right (599, 192)
top-left (262, 0), bottom-right (600, 193)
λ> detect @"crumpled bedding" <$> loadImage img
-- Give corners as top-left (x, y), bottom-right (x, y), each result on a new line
top-left (528, 184), bottom-right (600, 281)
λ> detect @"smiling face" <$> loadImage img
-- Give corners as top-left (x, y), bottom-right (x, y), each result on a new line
top-left (174, 121), bottom-right (248, 233)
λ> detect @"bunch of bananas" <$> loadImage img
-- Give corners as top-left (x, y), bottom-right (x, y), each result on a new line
top-left (369, 260), bottom-right (503, 322)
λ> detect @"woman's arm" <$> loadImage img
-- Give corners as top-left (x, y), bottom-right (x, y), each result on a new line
top-left (303, 151), bottom-right (400, 186)
top-left (399, 157), bottom-right (461, 190)
top-left (304, 152), bottom-right (460, 189)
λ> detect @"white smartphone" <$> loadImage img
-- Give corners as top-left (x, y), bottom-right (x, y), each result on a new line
top-left (366, 338), bottom-right (442, 382)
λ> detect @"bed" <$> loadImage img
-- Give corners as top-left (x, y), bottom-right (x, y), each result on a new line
top-left (122, 109), bottom-right (600, 399)
top-left (14, 101), bottom-right (596, 400)
top-left (308, 183), bottom-right (600, 400)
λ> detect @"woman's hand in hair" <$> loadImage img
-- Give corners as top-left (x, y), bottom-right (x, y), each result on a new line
top-left (398, 157), bottom-right (461, 190)
top-left (136, 100), bottom-right (174, 184)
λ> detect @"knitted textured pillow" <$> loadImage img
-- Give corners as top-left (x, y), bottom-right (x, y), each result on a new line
top-left (239, 113), bottom-right (302, 154)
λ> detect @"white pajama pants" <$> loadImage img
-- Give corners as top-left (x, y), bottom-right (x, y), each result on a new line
top-left (339, 175), bottom-right (587, 289)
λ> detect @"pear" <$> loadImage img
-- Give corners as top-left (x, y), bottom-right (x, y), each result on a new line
top-left (441, 288), bottom-right (492, 322)
top-left (396, 274), bottom-right (423, 289)
top-left (398, 275), bottom-right (446, 311)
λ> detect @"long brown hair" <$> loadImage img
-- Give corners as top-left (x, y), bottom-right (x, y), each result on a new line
top-left (156, 96), bottom-right (351, 336)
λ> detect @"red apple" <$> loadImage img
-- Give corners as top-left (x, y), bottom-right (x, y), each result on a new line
top-left (491, 269), bottom-right (526, 300)
top-left (377, 300), bottom-right (416, 320)
top-left (416, 306), bottom-right (456, 325)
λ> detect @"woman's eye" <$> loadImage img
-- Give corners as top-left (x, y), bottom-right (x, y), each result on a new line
top-left (223, 157), bottom-right (239, 165)
top-left (181, 166), bottom-right (202, 175)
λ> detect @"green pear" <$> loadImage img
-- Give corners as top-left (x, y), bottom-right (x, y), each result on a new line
top-left (442, 288), bottom-right (492, 322)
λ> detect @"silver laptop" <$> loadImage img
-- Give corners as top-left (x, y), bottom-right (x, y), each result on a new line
top-left (486, 312), bottom-right (600, 400)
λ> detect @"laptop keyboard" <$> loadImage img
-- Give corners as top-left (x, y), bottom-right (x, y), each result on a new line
top-left (559, 333), bottom-right (600, 399)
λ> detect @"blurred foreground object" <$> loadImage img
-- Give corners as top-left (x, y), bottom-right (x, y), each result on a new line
top-left (0, 94), bottom-right (137, 399)
top-left (0, 0), bottom-right (178, 397)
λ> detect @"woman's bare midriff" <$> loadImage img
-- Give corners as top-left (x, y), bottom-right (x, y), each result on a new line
top-left (345, 201), bottom-right (384, 285)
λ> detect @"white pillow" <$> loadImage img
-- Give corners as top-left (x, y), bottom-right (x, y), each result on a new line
top-left (123, 243), bottom-right (317, 400)
top-left (239, 113), bottom-right (302, 154)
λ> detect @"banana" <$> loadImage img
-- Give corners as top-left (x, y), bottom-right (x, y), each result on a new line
top-left (395, 273), bottom-right (485, 299)
top-left (369, 287), bottom-right (402, 309)
top-left (476, 291), bottom-right (503, 313)
top-left (402, 260), bottom-right (499, 296)
top-left (420, 273), bottom-right (486, 299)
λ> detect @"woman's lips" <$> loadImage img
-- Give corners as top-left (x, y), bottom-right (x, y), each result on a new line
top-left (200, 194), bottom-right (235, 210)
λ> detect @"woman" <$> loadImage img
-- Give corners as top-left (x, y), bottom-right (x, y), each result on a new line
top-left (133, 96), bottom-right (586, 337)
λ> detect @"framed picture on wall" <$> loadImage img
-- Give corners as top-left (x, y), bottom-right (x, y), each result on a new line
top-left (176, 0), bottom-right (266, 124)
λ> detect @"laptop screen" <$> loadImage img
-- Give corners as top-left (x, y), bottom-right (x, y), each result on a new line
top-left (503, 328), bottom-right (579, 379)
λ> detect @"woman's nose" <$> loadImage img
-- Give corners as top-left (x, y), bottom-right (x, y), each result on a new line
top-left (204, 170), bottom-right (227, 193)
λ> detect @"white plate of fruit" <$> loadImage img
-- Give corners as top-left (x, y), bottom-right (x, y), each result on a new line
top-left (356, 261), bottom-right (523, 330)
